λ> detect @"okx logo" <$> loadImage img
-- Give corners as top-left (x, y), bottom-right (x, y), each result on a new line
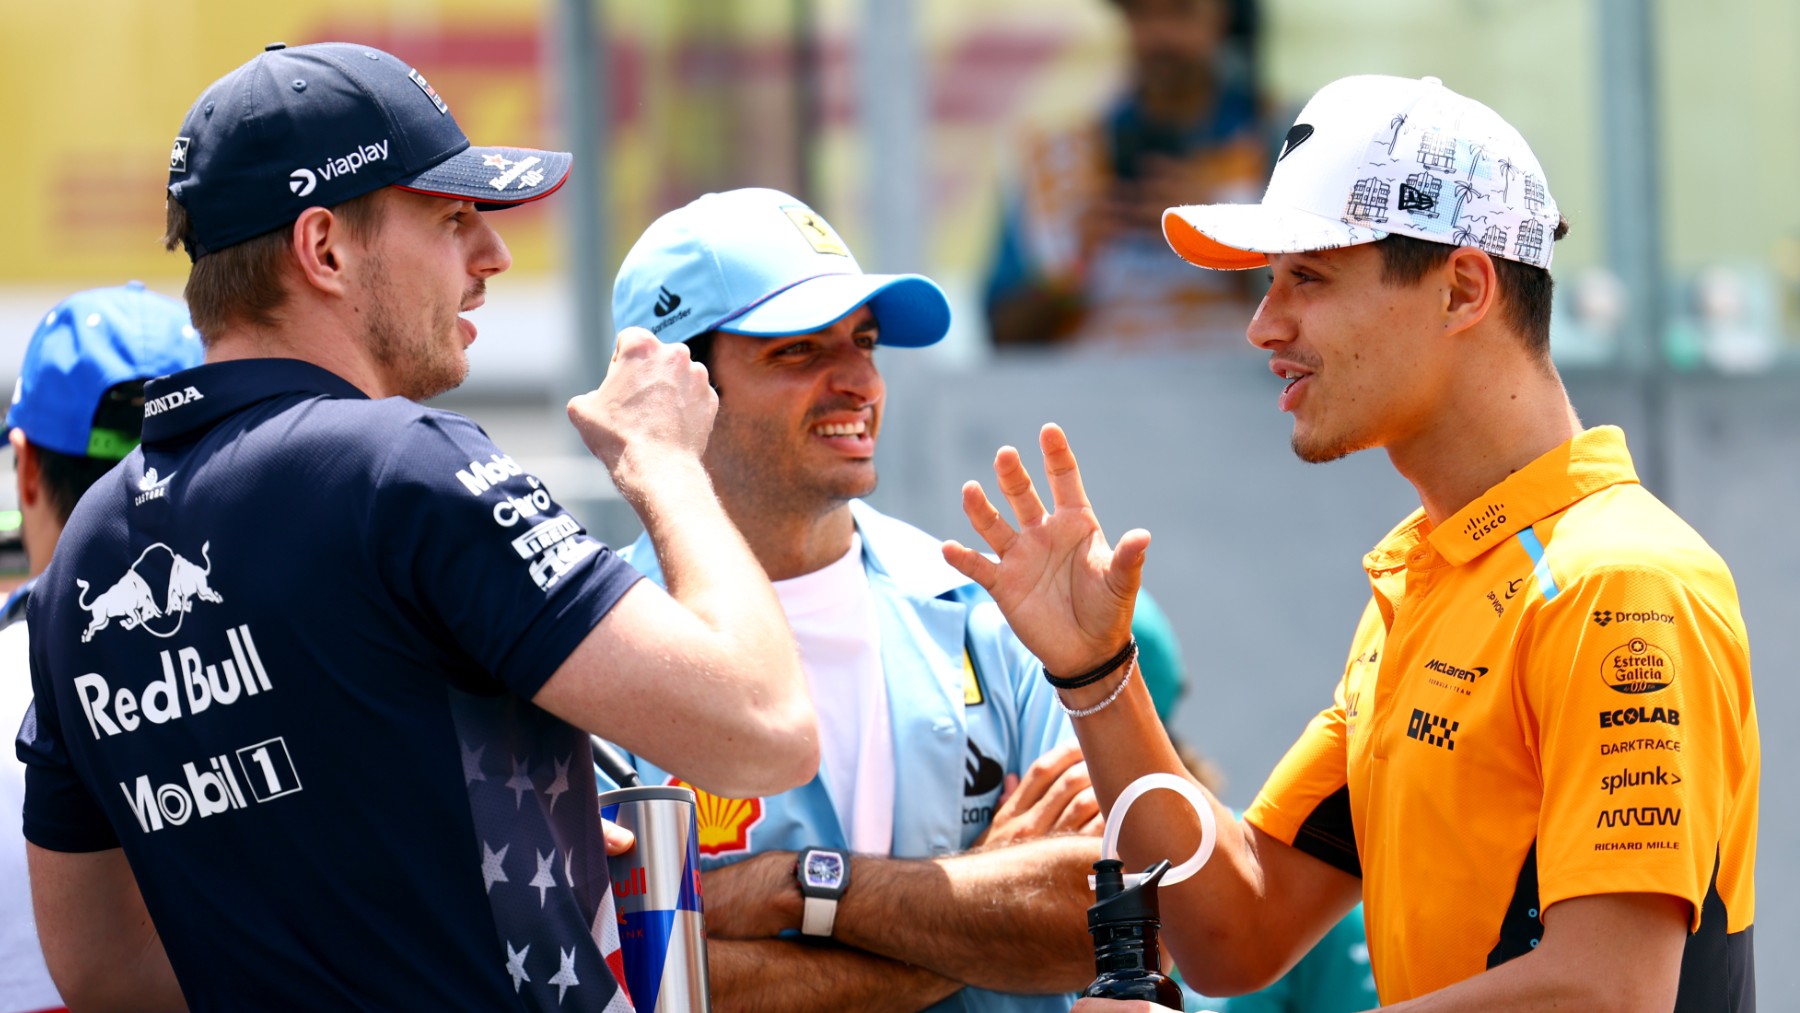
top-left (1406, 708), bottom-right (1458, 751)
top-left (74, 541), bottom-right (223, 642)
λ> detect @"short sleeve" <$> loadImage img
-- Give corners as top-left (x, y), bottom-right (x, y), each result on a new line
top-left (367, 412), bottom-right (642, 701)
top-left (1525, 564), bottom-right (1754, 929)
top-left (18, 618), bottom-right (120, 852)
top-left (963, 601), bottom-right (1071, 770)
top-left (1245, 599), bottom-right (1382, 880)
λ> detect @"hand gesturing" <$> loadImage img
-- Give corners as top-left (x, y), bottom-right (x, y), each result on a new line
top-left (942, 424), bottom-right (1149, 676)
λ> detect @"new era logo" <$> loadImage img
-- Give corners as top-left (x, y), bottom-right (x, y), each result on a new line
top-left (170, 137), bottom-right (190, 174)
top-left (1278, 123), bottom-right (1314, 162)
top-left (1398, 182), bottom-right (1436, 212)
top-left (653, 287), bottom-right (682, 318)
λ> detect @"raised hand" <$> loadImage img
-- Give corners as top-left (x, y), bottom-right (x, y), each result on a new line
top-left (566, 326), bottom-right (717, 506)
top-left (942, 423), bottom-right (1148, 675)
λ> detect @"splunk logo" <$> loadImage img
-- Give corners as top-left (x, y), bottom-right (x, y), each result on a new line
top-left (1462, 502), bottom-right (1507, 541)
top-left (1600, 765), bottom-right (1682, 795)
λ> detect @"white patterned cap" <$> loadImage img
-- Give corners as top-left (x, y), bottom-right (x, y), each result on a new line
top-left (1163, 75), bottom-right (1560, 271)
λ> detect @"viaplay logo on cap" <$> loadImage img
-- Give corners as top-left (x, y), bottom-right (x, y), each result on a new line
top-left (290, 139), bottom-right (392, 199)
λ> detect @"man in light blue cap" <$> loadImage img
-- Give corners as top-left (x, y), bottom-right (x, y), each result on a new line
top-left (1, 282), bottom-right (202, 1013)
top-left (602, 187), bottom-right (1108, 1011)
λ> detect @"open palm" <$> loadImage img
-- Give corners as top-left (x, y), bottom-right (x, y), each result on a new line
top-left (942, 424), bottom-right (1149, 675)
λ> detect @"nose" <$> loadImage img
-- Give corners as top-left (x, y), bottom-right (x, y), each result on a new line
top-left (470, 211), bottom-right (514, 278)
top-left (1245, 289), bottom-right (1288, 351)
top-left (830, 346), bottom-right (884, 407)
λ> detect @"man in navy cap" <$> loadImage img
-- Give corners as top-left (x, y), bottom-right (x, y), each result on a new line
top-left (19, 45), bottom-right (816, 1013)
top-left (0, 282), bottom-right (201, 1013)
top-left (601, 187), bottom-right (1106, 1012)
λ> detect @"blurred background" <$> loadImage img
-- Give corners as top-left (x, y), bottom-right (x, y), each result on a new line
top-left (2, 0), bottom-right (1794, 1000)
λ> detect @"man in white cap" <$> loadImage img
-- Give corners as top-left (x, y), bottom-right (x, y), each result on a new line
top-left (943, 75), bottom-right (1758, 1010)
top-left (601, 187), bottom-right (1107, 1012)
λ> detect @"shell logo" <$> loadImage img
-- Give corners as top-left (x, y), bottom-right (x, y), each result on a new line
top-left (669, 777), bottom-right (763, 856)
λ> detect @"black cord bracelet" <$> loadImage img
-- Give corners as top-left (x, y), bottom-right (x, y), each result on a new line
top-left (1043, 638), bottom-right (1137, 690)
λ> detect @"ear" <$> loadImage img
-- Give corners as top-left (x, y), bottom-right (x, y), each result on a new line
top-left (1442, 245), bottom-right (1498, 337)
top-left (288, 206), bottom-right (357, 299)
top-left (9, 429), bottom-right (39, 508)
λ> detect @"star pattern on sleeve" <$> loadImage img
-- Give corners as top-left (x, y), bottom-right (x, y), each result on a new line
top-left (481, 841), bottom-right (511, 893)
top-left (548, 946), bottom-right (580, 1004)
top-left (461, 740), bottom-right (488, 786)
top-left (506, 940), bottom-right (531, 992)
top-left (532, 849), bottom-right (558, 908)
top-left (545, 754), bottom-right (571, 813)
top-left (507, 755), bottom-right (536, 809)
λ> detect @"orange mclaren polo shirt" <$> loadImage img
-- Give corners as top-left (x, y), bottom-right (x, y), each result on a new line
top-left (1245, 426), bottom-right (1758, 1006)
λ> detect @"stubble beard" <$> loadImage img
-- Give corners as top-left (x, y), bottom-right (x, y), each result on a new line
top-left (364, 254), bottom-right (472, 401)
top-left (708, 404), bottom-right (878, 526)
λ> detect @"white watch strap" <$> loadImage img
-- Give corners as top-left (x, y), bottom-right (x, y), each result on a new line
top-left (801, 895), bottom-right (839, 937)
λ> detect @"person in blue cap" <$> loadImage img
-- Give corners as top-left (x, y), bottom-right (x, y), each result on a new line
top-left (0, 282), bottom-right (202, 1013)
top-left (599, 187), bottom-right (1106, 1012)
top-left (18, 45), bottom-right (818, 1013)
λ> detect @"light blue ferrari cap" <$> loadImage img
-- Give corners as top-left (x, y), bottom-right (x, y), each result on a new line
top-left (612, 187), bottom-right (951, 348)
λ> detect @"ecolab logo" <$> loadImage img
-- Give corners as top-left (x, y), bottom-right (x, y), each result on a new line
top-left (1599, 705), bottom-right (1679, 729)
top-left (144, 386), bottom-right (203, 416)
top-left (291, 139), bottom-right (391, 198)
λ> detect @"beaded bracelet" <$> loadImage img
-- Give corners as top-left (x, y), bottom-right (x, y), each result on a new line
top-left (1042, 638), bottom-right (1137, 690)
top-left (1058, 654), bottom-right (1137, 719)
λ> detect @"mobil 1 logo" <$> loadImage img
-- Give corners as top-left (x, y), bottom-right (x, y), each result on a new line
top-left (122, 735), bottom-right (303, 835)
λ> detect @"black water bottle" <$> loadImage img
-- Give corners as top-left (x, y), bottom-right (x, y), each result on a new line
top-left (1083, 858), bottom-right (1182, 1008)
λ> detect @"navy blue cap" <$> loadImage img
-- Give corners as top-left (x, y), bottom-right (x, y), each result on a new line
top-left (167, 42), bottom-right (571, 260)
top-left (6, 282), bottom-right (204, 460)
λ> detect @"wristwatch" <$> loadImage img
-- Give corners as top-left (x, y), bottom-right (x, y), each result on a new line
top-left (796, 847), bottom-right (851, 937)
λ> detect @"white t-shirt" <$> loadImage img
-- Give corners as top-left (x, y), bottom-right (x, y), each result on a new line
top-left (1, 619), bottom-right (66, 1012)
top-left (771, 534), bottom-right (894, 854)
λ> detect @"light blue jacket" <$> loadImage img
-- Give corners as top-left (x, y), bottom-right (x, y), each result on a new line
top-left (608, 500), bottom-right (1077, 1012)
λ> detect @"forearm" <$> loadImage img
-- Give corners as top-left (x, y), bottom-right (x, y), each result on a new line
top-left (1380, 893), bottom-right (1686, 1013)
top-left (626, 456), bottom-right (794, 671)
top-left (708, 937), bottom-right (961, 1013)
top-left (833, 835), bottom-right (1100, 993)
top-left (29, 844), bottom-right (186, 1012)
top-left (1058, 675), bottom-right (1351, 994)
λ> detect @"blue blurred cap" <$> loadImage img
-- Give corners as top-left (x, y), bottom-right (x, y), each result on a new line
top-left (612, 187), bottom-right (951, 348)
top-left (6, 282), bottom-right (204, 460)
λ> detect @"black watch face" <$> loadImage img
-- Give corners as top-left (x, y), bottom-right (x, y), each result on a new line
top-left (804, 851), bottom-right (845, 889)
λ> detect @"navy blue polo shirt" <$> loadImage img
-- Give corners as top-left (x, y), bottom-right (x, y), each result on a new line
top-left (19, 359), bottom-right (642, 1012)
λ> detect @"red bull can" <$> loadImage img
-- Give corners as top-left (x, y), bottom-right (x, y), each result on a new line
top-left (598, 785), bottom-right (711, 1012)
